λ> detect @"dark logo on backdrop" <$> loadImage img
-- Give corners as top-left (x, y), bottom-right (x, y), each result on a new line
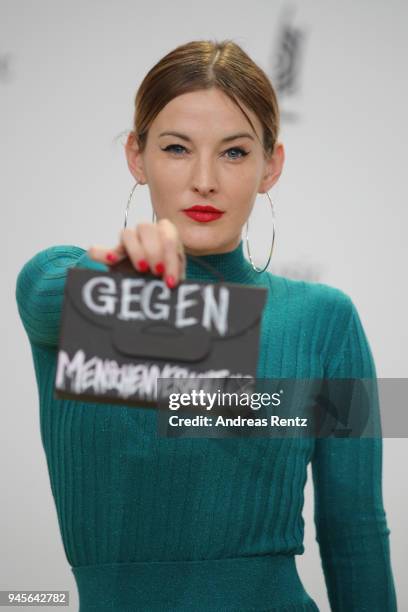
top-left (0, 53), bottom-right (12, 83)
top-left (270, 5), bottom-right (308, 123)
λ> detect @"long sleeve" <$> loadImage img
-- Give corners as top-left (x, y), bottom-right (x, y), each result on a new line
top-left (16, 239), bottom-right (399, 611)
top-left (15, 245), bottom-right (108, 347)
top-left (311, 296), bottom-right (398, 611)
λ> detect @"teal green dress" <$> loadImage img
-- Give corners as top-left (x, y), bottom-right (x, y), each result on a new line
top-left (15, 241), bottom-right (397, 611)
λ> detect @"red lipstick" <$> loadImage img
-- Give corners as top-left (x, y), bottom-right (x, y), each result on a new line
top-left (183, 204), bottom-right (224, 223)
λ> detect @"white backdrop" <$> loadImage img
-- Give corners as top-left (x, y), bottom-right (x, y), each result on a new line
top-left (1, 1), bottom-right (407, 610)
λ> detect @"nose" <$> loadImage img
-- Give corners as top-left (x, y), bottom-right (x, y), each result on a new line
top-left (190, 154), bottom-right (218, 196)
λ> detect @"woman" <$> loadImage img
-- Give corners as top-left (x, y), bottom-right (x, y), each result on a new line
top-left (15, 39), bottom-right (397, 611)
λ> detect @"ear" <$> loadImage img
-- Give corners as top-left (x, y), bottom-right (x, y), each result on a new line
top-left (125, 132), bottom-right (147, 184)
top-left (258, 142), bottom-right (285, 193)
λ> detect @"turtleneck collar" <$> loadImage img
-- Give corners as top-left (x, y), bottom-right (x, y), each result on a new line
top-left (185, 239), bottom-right (264, 285)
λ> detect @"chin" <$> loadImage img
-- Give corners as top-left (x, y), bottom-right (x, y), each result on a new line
top-left (181, 226), bottom-right (239, 256)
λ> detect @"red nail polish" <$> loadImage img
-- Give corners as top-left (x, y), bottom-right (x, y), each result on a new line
top-left (106, 252), bottom-right (117, 263)
top-left (166, 275), bottom-right (176, 289)
top-left (137, 259), bottom-right (149, 272)
top-left (155, 262), bottom-right (165, 275)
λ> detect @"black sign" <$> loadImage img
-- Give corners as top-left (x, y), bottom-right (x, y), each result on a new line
top-left (54, 264), bottom-right (267, 409)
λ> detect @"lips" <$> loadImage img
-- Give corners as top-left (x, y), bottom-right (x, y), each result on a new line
top-left (183, 205), bottom-right (224, 223)
top-left (184, 205), bottom-right (223, 213)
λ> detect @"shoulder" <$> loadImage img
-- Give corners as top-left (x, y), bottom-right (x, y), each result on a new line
top-left (17, 244), bottom-right (86, 276)
top-left (15, 244), bottom-right (98, 306)
top-left (264, 271), bottom-right (354, 323)
top-left (262, 272), bottom-right (366, 373)
top-left (16, 244), bottom-right (108, 283)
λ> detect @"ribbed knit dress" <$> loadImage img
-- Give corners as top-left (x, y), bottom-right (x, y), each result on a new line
top-left (15, 240), bottom-right (397, 612)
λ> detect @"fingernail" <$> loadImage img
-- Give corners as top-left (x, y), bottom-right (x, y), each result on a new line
top-left (166, 275), bottom-right (176, 289)
top-left (155, 262), bottom-right (165, 275)
top-left (137, 259), bottom-right (149, 272)
top-left (106, 252), bottom-right (118, 263)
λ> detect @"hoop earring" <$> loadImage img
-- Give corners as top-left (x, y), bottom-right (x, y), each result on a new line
top-left (245, 192), bottom-right (276, 273)
top-left (124, 181), bottom-right (156, 229)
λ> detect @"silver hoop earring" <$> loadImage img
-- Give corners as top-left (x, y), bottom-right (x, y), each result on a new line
top-left (245, 192), bottom-right (276, 273)
top-left (124, 181), bottom-right (156, 229)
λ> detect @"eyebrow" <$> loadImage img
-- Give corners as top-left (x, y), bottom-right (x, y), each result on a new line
top-left (158, 131), bottom-right (255, 143)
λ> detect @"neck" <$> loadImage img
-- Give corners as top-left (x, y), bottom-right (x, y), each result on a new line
top-left (185, 239), bottom-right (262, 284)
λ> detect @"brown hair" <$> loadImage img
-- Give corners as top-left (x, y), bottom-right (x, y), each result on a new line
top-left (129, 39), bottom-right (280, 159)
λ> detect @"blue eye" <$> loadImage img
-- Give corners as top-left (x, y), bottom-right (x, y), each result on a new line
top-left (161, 144), bottom-right (249, 160)
top-left (162, 144), bottom-right (186, 155)
top-left (225, 147), bottom-right (249, 160)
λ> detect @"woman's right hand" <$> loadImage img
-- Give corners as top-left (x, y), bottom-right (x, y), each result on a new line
top-left (87, 219), bottom-right (186, 288)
